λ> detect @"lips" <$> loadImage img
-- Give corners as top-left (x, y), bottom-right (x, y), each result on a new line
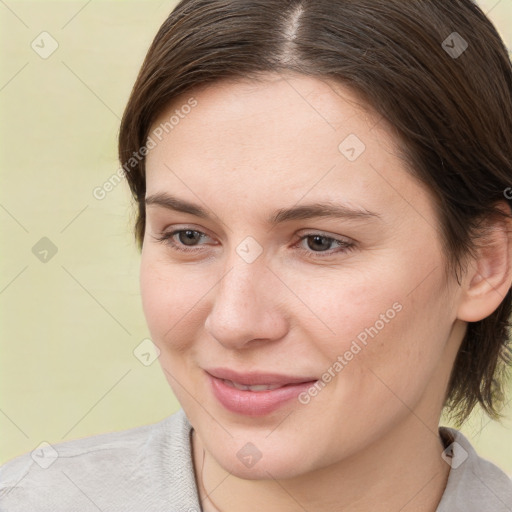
top-left (205, 367), bottom-right (317, 387)
top-left (221, 380), bottom-right (284, 391)
top-left (205, 367), bottom-right (318, 416)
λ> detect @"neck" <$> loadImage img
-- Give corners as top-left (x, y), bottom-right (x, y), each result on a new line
top-left (192, 413), bottom-right (451, 512)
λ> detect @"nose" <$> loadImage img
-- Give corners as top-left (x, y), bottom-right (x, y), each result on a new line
top-left (204, 260), bottom-right (289, 350)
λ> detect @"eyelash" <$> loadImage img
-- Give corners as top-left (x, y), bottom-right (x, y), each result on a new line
top-left (152, 229), bottom-right (355, 258)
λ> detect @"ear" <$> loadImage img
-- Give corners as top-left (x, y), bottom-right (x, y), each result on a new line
top-left (457, 202), bottom-right (512, 322)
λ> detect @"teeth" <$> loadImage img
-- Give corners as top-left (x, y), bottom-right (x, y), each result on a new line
top-left (223, 379), bottom-right (284, 391)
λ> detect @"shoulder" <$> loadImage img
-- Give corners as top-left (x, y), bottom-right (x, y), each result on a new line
top-left (0, 409), bottom-right (198, 512)
top-left (437, 426), bottom-right (512, 512)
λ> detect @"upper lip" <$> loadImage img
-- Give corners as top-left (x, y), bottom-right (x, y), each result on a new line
top-left (205, 367), bottom-right (318, 386)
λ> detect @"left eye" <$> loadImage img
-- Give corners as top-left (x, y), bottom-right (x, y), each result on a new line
top-left (296, 234), bottom-right (355, 256)
top-left (301, 234), bottom-right (338, 252)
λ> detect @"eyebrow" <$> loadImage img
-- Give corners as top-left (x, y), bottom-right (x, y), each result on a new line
top-left (145, 192), bottom-right (381, 226)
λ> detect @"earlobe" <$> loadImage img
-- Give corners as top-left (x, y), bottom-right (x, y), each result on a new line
top-left (457, 206), bottom-right (512, 322)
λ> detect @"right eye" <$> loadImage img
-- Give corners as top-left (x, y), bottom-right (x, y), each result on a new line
top-left (153, 228), bottom-right (214, 252)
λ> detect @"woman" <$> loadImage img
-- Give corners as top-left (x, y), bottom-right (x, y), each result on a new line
top-left (2, 0), bottom-right (512, 510)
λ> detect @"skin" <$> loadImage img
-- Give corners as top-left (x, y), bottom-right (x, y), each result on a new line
top-left (141, 73), bottom-right (511, 512)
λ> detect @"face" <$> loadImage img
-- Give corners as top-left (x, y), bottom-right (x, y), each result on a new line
top-left (141, 74), bottom-right (465, 479)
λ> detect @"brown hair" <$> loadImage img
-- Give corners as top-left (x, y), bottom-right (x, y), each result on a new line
top-left (119, 0), bottom-right (512, 425)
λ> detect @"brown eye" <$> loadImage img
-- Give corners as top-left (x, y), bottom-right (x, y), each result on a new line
top-left (306, 235), bottom-right (335, 252)
top-left (153, 228), bottom-right (212, 252)
top-left (295, 233), bottom-right (356, 258)
top-left (178, 230), bottom-right (203, 246)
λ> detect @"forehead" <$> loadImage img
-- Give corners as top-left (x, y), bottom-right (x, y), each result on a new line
top-left (149, 73), bottom-right (384, 151)
top-left (144, 73), bottom-right (433, 225)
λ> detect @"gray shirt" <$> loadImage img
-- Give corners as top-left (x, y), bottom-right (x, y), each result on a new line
top-left (1, 408), bottom-right (511, 511)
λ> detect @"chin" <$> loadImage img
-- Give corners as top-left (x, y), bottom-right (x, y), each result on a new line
top-left (208, 434), bottom-right (318, 481)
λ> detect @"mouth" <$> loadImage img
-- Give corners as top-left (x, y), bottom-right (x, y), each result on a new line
top-left (205, 367), bottom-right (317, 386)
top-left (205, 368), bottom-right (318, 416)
top-left (220, 379), bottom-right (299, 392)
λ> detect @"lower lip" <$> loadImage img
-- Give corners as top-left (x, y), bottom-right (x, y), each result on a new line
top-left (208, 374), bottom-right (317, 416)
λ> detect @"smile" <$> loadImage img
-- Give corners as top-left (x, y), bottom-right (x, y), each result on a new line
top-left (205, 368), bottom-right (318, 416)
top-left (221, 379), bottom-right (287, 391)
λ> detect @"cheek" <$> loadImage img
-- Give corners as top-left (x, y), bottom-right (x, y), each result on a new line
top-left (139, 250), bottom-right (207, 351)
top-left (139, 251), bottom-right (209, 401)
top-left (284, 262), bottom-right (406, 350)
top-left (139, 253), bottom-right (166, 339)
top-left (292, 259), bottom-right (452, 394)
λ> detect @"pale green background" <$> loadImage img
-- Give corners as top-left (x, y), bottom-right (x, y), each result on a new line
top-left (1, 0), bottom-right (511, 475)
